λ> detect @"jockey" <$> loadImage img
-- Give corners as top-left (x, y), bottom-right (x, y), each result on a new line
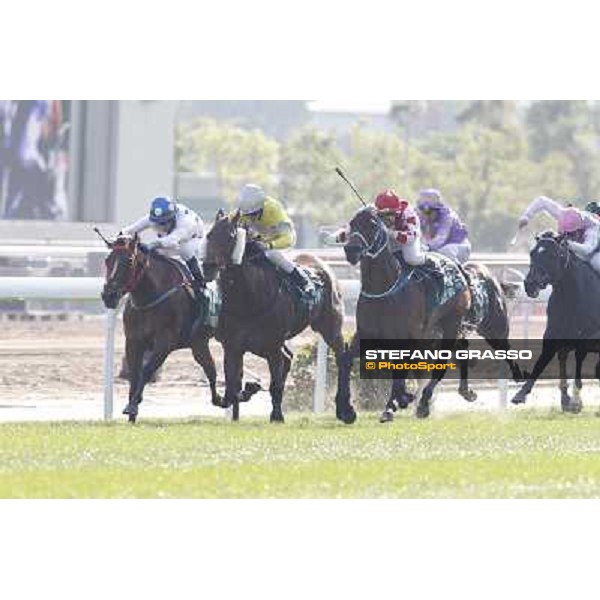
top-left (120, 196), bottom-right (206, 295)
top-left (237, 184), bottom-right (314, 296)
top-left (518, 195), bottom-right (600, 273)
top-left (417, 188), bottom-right (471, 264)
top-left (584, 200), bottom-right (600, 218)
top-left (373, 190), bottom-right (426, 266)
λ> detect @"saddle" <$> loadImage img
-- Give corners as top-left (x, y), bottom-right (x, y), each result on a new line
top-left (245, 244), bottom-right (323, 310)
top-left (397, 252), bottom-right (468, 314)
top-left (149, 252), bottom-right (221, 329)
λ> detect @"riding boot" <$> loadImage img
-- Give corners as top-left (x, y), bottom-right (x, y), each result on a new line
top-left (289, 267), bottom-right (315, 297)
top-left (186, 257), bottom-right (206, 297)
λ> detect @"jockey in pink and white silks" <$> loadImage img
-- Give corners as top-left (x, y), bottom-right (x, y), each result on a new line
top-left (518, 195), bottom-right (600, 273)
top-left (120, 196), bottom-right (207, 294)
top-left (417, 188), bottom-right (471, 264)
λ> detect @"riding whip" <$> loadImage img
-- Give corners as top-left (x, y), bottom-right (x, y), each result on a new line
top-left (93, 227), bottom-right (112, 248)
top-left (335, 167), bottom-right (368, 207)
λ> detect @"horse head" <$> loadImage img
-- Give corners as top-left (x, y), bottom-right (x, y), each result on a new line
top-left (343, 206), bottom-right (387, 265)
top-left (203, 208), bottom-right (247, 281)
top-left (101, 233), bottom-right (147, 308)
top-left (524, 231), bottom-right (569, 298)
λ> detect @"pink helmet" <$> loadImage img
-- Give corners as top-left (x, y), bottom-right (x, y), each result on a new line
top-left (558, 208), bottom-right (584, 234)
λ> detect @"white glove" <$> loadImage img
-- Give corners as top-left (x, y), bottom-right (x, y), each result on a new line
top-left (518, 216), bottom-right (529, 229)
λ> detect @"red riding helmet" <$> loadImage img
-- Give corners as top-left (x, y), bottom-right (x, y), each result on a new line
top-left (375, 190), bottom-right (408, 212)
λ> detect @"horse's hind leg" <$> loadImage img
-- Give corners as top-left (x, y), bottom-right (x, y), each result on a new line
top-left (457, 339), bottom-right (477, 402)
top-left (266, 349), bottom-right (287, 423)
top-left (191, 335), bottom-right (222, 408)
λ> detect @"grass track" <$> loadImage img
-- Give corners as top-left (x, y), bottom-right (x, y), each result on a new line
top-left (2, 410), bottom-right (600, 498)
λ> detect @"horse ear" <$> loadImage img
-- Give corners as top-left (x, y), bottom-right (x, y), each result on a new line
top-left (231, 209), bottom-right (241, 227)
top-left (216, 208), bottom-right (225, 221)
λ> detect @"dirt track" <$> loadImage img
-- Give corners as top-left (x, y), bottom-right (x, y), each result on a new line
top-left (0, 317), bottom-right (319, 411)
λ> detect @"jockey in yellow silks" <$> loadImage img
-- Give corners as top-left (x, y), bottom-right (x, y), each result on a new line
top-left (236, 184), bottom-right (314, 295)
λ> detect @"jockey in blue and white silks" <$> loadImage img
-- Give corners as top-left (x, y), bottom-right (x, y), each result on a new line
top-left (121, 196), bottom-right (206, 293)
top-left (417, 188), bottom-right (471, 264)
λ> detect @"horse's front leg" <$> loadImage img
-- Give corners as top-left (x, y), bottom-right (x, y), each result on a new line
top-left (557, 348), bottom-right (572, 412)
top-left (570, 347), bottom-right (585, 413)
top-left (511, 339), bottom-right (557, 405)
top-left (333, 332), bottom-right (359, 424)
top-left (123, 338), bottom-right (144, 422)
top-left (223, 346), bottom-right (244, 421)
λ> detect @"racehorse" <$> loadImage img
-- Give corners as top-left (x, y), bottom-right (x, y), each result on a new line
top-left (338, 206), bottom-right (522, 420)
top-left (100, 234), bottom-right (221, 423)
top-left (511, 231), bottom-right (600, 407)
top-left (202, 209), bottom-right (356, 424)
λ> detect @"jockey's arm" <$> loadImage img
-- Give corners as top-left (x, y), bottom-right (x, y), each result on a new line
top-left (153, 219), bottom-right (195, 250)
top-left (426, 214), bottom-right (452, 250)
top-left (263, 222), bottom-right (296, 250)
top-left (121, 215), bottom-right (153, 236)
top-left (520, 196), bottom-right (565, 224)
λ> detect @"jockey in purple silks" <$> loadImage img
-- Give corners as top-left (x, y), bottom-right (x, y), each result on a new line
top-left (417, 188), bottom-right (471, 264)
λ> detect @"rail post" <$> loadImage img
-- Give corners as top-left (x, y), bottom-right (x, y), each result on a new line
top-left (103, 308), bottom-right (117, 421)
top-left (313, 339), bottom-right (328, 413)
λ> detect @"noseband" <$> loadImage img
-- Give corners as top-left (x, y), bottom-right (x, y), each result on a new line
top-left (347, 217), bottom-right (387, 259)
top-left (105, 242), bottom-right (148, 294)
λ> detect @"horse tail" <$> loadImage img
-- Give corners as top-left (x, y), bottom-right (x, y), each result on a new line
top-left (294, 252), bottom-right (344, 317)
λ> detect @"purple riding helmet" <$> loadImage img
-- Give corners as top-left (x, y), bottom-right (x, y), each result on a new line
top-left (417, 188), bottom-right (468, 251)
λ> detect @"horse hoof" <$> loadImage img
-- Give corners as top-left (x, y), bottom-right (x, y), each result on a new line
top-left (336, 406), bottom-right (357, 424)
top-left (270, 411), bottom-right (285, 423)
top-left (211, 395), bottom-right (224, 408)
top-left (511, 391), bottom-right (527, 405)
top-left (128, 413), bottom-right (137, 424)
top-left (560, 394), bottom-right (572, 413)
top-left (460, 389), bottom-right (478, 402)
top-left (122, 404), bottom-right (137, 416)
top-left (244, 381), bottom-right (262, 396)
top-left (416, 403), bottom-right (430, 419)
top-left (379, 409), bottom-right (394, 423)
top-left (396, 393), bottom-right (415, 410)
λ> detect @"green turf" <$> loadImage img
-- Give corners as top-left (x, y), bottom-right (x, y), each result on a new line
top-left (2, 411), bottom-right (600, 498)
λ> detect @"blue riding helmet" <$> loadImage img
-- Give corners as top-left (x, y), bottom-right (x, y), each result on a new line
top-left (149, 196), bottom-right (177, 225)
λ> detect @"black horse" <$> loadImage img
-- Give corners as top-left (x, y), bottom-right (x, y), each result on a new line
top-left (511, 232), bottom-right (600, 406)
top-left (202, 209), bottom-right (356, 424)
top-left (100, 234), bottom-right (221, 422)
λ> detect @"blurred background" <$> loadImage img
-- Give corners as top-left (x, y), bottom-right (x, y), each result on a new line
top-left (3, 100), bottom-right (600, 251)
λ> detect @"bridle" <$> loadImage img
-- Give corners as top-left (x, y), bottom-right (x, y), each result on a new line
top-left (104, 238), bottom-right (148, 295)
top-left (529, 235), bottom-right (571, 286)
top-left (346, 213), bottom-right (388, 259)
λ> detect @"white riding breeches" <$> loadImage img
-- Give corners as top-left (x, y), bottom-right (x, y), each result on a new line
top-left (435, 241), bottom-right (471, 265)
top-left (159, 237), bottom-right (203, 262)
top-left (265, 249), bottom-right (296, 274)
top-left (401, 239), bottom-right (426, 266)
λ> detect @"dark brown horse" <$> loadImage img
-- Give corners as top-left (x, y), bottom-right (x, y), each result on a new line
top-left (202, 209), bottom-right (356, 424)
top-left (338, 206), bottom-right (522, 420)
top-left (100, 234), bottom-right (221, 422)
